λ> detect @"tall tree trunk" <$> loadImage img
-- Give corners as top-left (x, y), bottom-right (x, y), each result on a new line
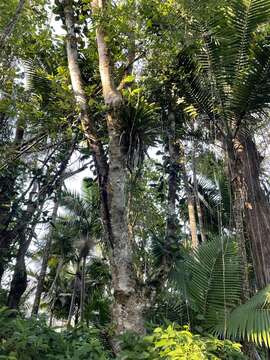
top-left (31, 200), bottom-right (59, 315)
top-left (62, 0), bottom-right (145, 337)
top-left (228, 134), bottom-right (270, 289)
top-left (7, 139), bottom-right (75, 309)
top-left (92, 0), bottom-right (145, 335)
top-left (61, 0), bottom-right (111, 249)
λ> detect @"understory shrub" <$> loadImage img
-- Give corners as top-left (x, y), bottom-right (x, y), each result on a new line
top-left (0, 308), bottom-right (246, 359)
top-left (117, 325), bottom-right (246, 359)
top-left (0, 308), bottom-right (109, 360)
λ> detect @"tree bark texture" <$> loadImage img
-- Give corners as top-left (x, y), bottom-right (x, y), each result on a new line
top-left (92, 0), bottom-right (146, 335)
top-left (7, 181), bottom-right (38, 309)
top-left (62, 0), bottom-right (146, 336)
top-left (228, 134), bottom-right (270, 289)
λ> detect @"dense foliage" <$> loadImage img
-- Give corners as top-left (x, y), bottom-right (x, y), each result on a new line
top-left (1, 0), bottom-right (270, 358)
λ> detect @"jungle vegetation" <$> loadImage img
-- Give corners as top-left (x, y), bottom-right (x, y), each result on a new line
top-left (1, 0), bottom-right (270, 358)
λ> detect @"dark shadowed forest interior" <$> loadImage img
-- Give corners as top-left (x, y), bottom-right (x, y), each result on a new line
top-left (1, 0), bottom-right (270, 359)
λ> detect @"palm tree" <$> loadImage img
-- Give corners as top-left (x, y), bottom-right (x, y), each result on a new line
top-left (173, 0), bottom-right (270, 289)
top-left (55, 179), bottom-right (101, 325)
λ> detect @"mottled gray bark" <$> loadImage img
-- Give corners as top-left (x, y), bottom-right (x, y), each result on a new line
top-left (92, 0), bottom-right (146, 335)
top-left (228, 134), bottom-right (270, 289)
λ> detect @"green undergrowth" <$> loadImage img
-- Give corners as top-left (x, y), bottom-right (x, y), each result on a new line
top-left (0, 308), bottom-right (246, 359)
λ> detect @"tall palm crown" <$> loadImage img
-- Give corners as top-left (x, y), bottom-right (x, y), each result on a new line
top-left (174, 0), bottom-right (270, 136)
top-left (58, 180), bottom-right (101, 260)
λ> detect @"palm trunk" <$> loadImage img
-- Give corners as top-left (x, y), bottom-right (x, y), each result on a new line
top-left (67, 262), bottom-right (80, 326)
top-left (31, 200), bottom-right (59, 315)
top-left (80, 256), bottom-right (86, 323)
top-left (228, 134), bottom-right (270, 289)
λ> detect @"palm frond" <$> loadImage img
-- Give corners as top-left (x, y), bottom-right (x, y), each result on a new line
top-left (215, 285), bottom-right (270, 348)
top-left (60, 190), bottom-right (90, 222)
top-left (174, 237), bottom-right (242, 330)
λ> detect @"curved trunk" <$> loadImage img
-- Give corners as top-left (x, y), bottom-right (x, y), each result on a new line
top-left (228, 134), bottom-right (270, 289)
top-left (62, 0), bottom-right (146, 337)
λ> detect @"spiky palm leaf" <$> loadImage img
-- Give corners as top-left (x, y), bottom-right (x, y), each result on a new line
top-left (215, 285), bottom-right (270, 348)
top-left (121, 90), bottom-right (160, 171)
top-left (173, 237), bottom-right (242, 331)
top-left (176, 0), bottom-right (270, 135)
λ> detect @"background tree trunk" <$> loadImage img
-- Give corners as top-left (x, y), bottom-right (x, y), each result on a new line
top-left (228, 134), bottom-right (270, 289)
top-left (192, 142), bottom-right (206, 243)
top-left (165, 112), bottom-right (180, 262)
top-left (7, 181), bottom-right (38, 309)
top-left (182, 155), bottom-right (198, 248)
top-left (80, 255), bottom-right (86, 323)
top-left (0, 122), bottom-right (24, 284)
top-left (67, 262), bottom-right (80, 326)
top-left (31, 199), bottom-right (59, 315)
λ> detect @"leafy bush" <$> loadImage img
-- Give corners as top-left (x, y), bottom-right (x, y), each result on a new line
top-left (0, 308), bottom-right (246, 359)
top-left (0, 308), bottom-right (109, 360)
top-left (117, 325), bottom-right (246, 360)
